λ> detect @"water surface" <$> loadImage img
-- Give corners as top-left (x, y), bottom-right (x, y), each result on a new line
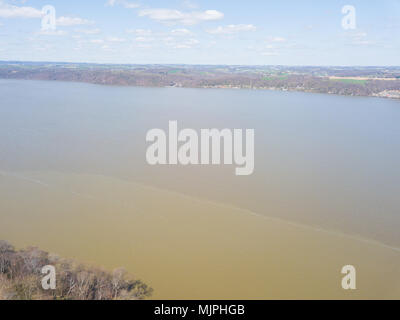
top-left (1, 79), bottom-right (400, 299)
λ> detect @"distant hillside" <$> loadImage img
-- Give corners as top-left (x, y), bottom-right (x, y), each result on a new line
top-left (0, 240), bottom-right (153, 300)
top-left (1, 62), bottom-right (400, 99)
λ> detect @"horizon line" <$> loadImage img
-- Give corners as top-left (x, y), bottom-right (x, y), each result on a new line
top-left (1, 60), bottom-right (399, 68)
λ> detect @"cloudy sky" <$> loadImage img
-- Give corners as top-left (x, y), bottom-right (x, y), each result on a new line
top-left (0, 0), bottom-right (399, 65)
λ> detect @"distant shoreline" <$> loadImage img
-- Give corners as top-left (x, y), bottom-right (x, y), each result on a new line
top-left (1, 62), bottom-right (400, 100)
top-left (2, 76), bottom-right (400, 102)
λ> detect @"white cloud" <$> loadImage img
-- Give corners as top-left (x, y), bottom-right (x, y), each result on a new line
top-left (127, 29), bottom-right (153, 36)
top-left (171, 28), bottom-right (193, 36)
top-left (90, 39), bottom-right (104, 44)
top-left (36, 29), bottom-right (67, 36)
top-left (345, 31), bottom-right (367, 41)
top-left (128, 28), bottom-right (194, 38)
top-left (33, 46), bottom-right (49, 52)
top-left (186, 38), bottom-right (199, 45)
top-left (128, 27), bottom-right (198, 49)
top-left (135, 36), bottom-right (154, 42)
top-left (107, 37), bottom-right (126, 42)
top-left (136, 43), bottom-right (153, 48)
top-left (57, 16), bottom-right (94, 26)
top-left (163, 36), bottom-right (174, 43)
top-left (261, 52), bottom-right (278, 56)
top-left (171, 38), bottom-right (199, 49)
top-left (0, 2), bottom-right (42, 18)
top-left (353, 40), bottom-right (375, 46)
top-left (138, 8), bottom-right (224, 25)
top-left (344, 31), bottom-right (375, 46)
top-left (75, 28), bottom-right (101, 35)
top-left (352, 32), bottom-right (367, 38)
top-left (351, 39), bottom-right (376, 46)
top-left (174, 44), bottom-right (192, 49)
top-left (206, 24), bottom-right (256, 35)
top-left (106, 0), bottom-right (139, 9)
top-left (267, 36), bottom-right (287, 43)
top-left (182, 0), bottom-right (199, 9)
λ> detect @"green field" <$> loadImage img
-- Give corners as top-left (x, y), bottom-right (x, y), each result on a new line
top-left (263, 74), bottom-right (289, 81)
top-left (168, 69), bottom-right (183, 74)
top-left (331, 78), bottom-right (367, 85)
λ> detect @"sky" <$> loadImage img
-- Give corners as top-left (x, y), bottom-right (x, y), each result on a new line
top-left (0, 0), bottom-right (399, 66)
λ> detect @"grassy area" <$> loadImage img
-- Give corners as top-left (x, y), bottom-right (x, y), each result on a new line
top-left (168, 69), bottom-right (182, 74)
top-left (331, 78), bottom-right (367, 85)
top-left (263, 73), bottom-right (289, 81)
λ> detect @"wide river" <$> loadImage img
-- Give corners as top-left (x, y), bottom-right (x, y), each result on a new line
top-left (1, 79), bottom-right (400, 299)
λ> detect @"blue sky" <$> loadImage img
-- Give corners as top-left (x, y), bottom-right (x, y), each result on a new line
top-left (0, 0), bottom-right (399, 65)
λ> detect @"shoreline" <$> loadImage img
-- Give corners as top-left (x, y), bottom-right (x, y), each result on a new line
top-left (1, 76), bottom-right (400, 101)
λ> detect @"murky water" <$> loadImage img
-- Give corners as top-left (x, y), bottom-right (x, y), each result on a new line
top-left (1, 79), bottom-right (400, 299)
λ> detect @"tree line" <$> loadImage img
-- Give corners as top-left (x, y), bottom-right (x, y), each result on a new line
top-left (0, 240), bottom-right (153, 300)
